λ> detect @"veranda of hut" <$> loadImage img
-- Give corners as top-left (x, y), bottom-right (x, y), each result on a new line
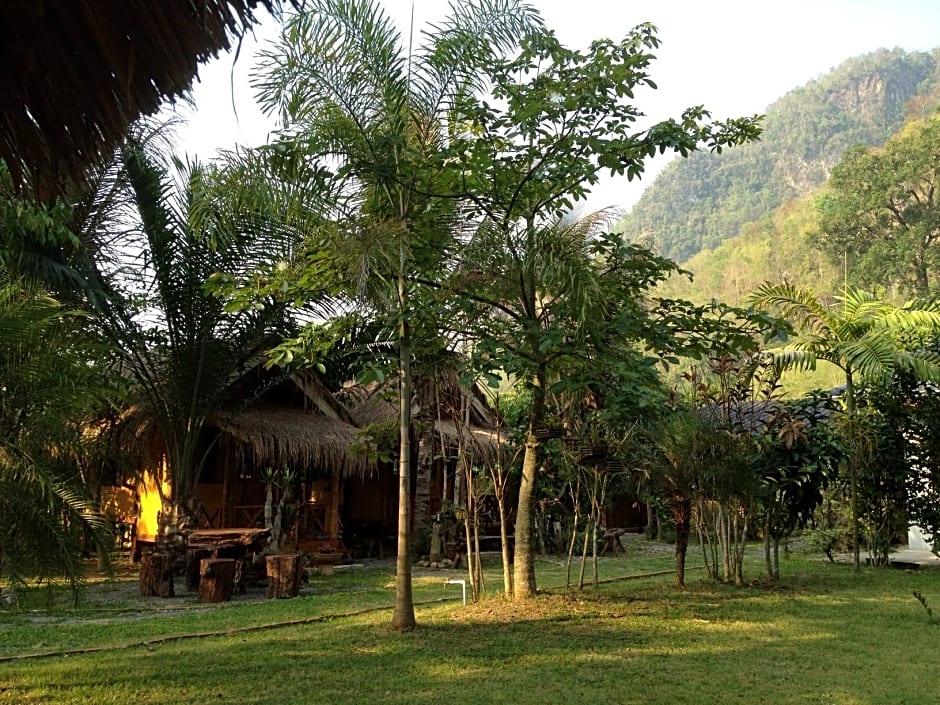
top-left (108, 365), bottom-right (371, 558)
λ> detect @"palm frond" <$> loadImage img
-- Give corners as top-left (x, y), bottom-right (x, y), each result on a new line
top-left (748, 281), bottom-right (838, 337)
top-left (413, 0), bottom-right (542, 122)
top-left (836, 335), bottom-right (902, 382)
top-left (894, 349), bottom-right (940, 383)
top-left (0, 279), bottom-right (115, 595)
top-left (764, 347), bottom-right (822, 374)
top-left (257, 0), bottom-right (408, 135)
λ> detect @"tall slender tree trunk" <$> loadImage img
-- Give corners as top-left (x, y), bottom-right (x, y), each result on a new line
top-left (764, 514), bottom-right (775, 581)
top-left (566, 481), bottom-right (581, 589)
top-left (915, 248), bottom-right (930, 297)
top-left (497, 496), bottom-right (513, 596)
top-left (673, 499), bottom-right (692, 588)
top-left (845, 369), bottom-right (861, 573)
top-left (513, 372), bottom-right (546, 600)
top-left (392, 274), bottom-right (416, 631)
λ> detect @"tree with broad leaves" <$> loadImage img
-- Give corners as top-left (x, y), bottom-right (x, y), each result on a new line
top-left (448, 211), bottom-right (783, 598)
top-left (755, 391), bottom-right (846, 580)
top-left (439, 24), bottom-right (763, 600)
top-left (814, 116), bottom-right (940, 297)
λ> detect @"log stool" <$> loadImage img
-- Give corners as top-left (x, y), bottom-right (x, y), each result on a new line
top-left (139, 552), bottom-right (174, 597)
top-left (266, 553), bottom-right (304, 599)
top-left (198, 558), bottom-right (236, 602)
top-left (600, 528), bottom-right (627, 556)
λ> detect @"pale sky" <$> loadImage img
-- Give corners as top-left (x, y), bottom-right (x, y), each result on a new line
top-left (168, 0), bottom-right (940, 214)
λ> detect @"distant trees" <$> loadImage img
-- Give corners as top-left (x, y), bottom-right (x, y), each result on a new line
top-left (620, 48), bottom-right (938, 263)
top-left (815, 116), bottom-right (940, 297)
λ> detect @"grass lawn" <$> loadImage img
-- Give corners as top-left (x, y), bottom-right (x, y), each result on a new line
top-left (1, 538), bottom-right (939, 705)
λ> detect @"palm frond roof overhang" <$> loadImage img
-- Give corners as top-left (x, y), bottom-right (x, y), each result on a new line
top-left (0, 1), bottom-right (292, 199)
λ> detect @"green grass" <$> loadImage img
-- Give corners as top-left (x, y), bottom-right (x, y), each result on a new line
top-left (2, 540), bottom-right (939, 705)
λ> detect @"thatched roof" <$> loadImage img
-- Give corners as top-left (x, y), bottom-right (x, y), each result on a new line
top-left (433, 419), bottom-right (508, 462)
top-left (344, 379), bottom-right (506, 462)
top-left (345, 386), bottom-right (404, 428)
top-left (288, 371), bottom-right (356, 424)
top-left (701, 398), bottom-right (836, 434)
top-left (207, 404), bottom-right (368, 476)
top-left (111, 362), bottom-right (372, 476)
top-left (0, 1), bottom-right (287, 198)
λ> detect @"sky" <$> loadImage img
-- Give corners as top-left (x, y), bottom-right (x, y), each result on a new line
top-left (168, 0), bottom-right (940, 214)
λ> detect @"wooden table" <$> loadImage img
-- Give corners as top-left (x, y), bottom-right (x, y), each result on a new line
top-left (186, 528), bottom-right (271, 593)
top-left (187, 527), bottom-right (271, 552)
top-left (600, 528), bottom-right (627, 556)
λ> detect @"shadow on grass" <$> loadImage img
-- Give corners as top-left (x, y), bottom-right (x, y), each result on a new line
top-left (3, 561), bottom-right (939, 705)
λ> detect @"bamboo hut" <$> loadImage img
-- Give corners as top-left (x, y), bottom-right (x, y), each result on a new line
top-left (0, 1), bottom-right (290, 198)
top-left (109, 364), bottom-right (372, 558)
top-left (341, 371), bottom-right (507, 554)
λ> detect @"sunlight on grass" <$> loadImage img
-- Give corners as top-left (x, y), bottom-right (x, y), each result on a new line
top-left (3, 548), bottom-right (940, 705)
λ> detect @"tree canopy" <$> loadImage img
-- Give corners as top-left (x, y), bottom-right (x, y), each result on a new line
top-left (815, 116), bottom-right (940, 297)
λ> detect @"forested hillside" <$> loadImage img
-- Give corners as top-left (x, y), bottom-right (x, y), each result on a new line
top-left (658, 196), bottom-right (839, 305)
top-left (619, 48), bottom-right (940, 262)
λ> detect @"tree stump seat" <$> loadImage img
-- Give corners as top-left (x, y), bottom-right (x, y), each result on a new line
top-left (186, 527), bottom-right (271, 595)
top-left (600, 528), bottom-right (627, 556)
top-left (139, 552), bottom-right (174, 598)
top-left (198, 558), bottom-right (237, 602)
top-left (265, 553), bottom-right (304, 598)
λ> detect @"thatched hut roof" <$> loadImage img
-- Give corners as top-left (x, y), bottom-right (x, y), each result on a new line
top-left (111, 362), bottom-right (372, 477)
top-left (433, 419), bottom-right (507, 462)
top-left (701, 398), bottom-right (836, 434)
top-left (344, 379), bottom-right (507, 462)
top-left (0, 1), bottom-right (287, 198)
top-left (345, 386), bottom-right (403, 428)
top-left (207, 404), bottom-right (368, 476)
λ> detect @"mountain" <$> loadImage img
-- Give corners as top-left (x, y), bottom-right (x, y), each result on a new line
top-left (618, 48), bottom-right (940, 263)
top-left (657, 196), bottom-right (825, 299)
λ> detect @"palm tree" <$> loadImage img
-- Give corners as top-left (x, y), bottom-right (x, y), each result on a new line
top-left (748, 281), bottom-right (940, 569)
top-left (255, 0), bottom-right (540, 630)
top-left (648, 409), bottom-right (719, 588)
top-left (86, 140), bottom-right (316, 540)
top-left (0, 120), bottom-right (177, 303)
top-left (0, 277), bottom-right (114, 599)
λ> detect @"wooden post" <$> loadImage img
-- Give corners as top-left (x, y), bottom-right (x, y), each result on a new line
top-left (266, 553), bottom-right (304, 599)
top-left (198, 558), bottom-right (236, 602)
top-left (221, 446), bottom-right (232, 528)
top-left (429, 518), bottom-right (443, 563)
top-left (328, 467), bottom-right (342, 539)
top-left (139, 552), bottom-right (174, 597)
